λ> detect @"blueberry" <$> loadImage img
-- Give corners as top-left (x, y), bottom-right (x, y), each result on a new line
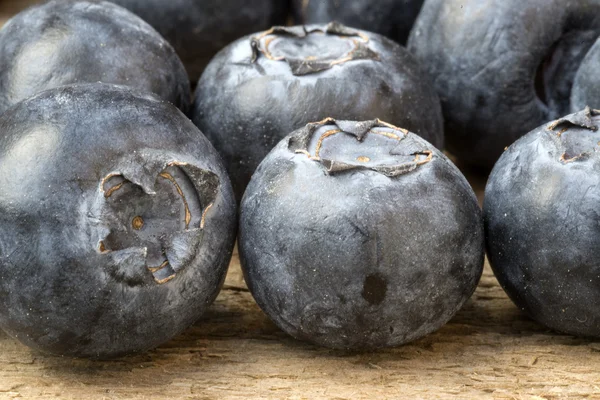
top-left (572, 39), bottom-right (600, 112)
top-left (239, 119), bottom-right (483, 349)
top-left (0, 83), bottom-right (236, 358)
top-left (485, 107), bottom-right (600, 337)
top-left (292, 0), bottom-right (424, 45)
top-left (109, 0), bottom-right (288, 81)
top-left (193, 23), bottom-right (444, 200)
top-left (0, 0), bottom-right (190, 115)
top-left (408, 0), bottom-right (600, 168)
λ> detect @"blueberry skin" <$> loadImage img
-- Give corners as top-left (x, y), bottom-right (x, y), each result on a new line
top-left (239, 120), bottom-right (482, 349)
top-left (572, 39), bottom-right (600, 111)
top-left (408, 0), bottom-right (600, 168)
top-left (291, 0), bottom-right (424, 45)
top-left (0, 0), bottom-right (190, 115)
top-left (0, 83), bottom-right (236, 358)
top-left (485, 108), bottom-right (600, 337)
top-left (109, 0), bottom-right (288, 81)
top-left (193, 23), bottom-right (444, 201)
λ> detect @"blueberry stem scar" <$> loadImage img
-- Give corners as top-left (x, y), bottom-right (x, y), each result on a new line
top-left (250, 23), bottom-right (377, 75)
top-left (313, 128), bottom-right (403, 158)
top-left (97, 165), bottom-right (215, 286)
top-left (290, 118), bottom-right (433, 176)
top-left (131, 216), bottom-right (144, 230)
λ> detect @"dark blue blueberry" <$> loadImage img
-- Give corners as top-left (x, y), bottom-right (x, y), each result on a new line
top-left (409, 0), bottom-right (600, 168)
top-left (240, 119), bottom-right (482, 349)
top-left (0, 83), bottom-right (236, 358)
top-left (485, 107), bottom-right (600, 337)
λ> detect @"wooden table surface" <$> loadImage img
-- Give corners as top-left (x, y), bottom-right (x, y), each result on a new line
top-left (1, 1), bottom-right (600, 399)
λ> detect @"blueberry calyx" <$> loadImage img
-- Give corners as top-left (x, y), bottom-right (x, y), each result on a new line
top-left (547, 106), bottom-right (599, 132)
top-left (250, 22), bottom-right (380, 75)
top-left (544, 106), bottom-right (600, 163)
top-left (288, 118), bottom-right (433, 176)
top-left (89, 153), bottom-right (220, 286)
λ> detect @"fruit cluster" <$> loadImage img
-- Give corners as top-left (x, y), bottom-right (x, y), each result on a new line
top-left (0, 0), bottom-right (598, 359)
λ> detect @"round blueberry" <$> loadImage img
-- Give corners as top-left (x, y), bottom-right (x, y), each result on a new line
top-left (485, 107), bottom-right (600, 337)
top-left (193, 23), bottom-right (444, 200)
top-left (0, 0), bottom-right (190, 115)
top-left (240, 119), bottom-right (482, 349)
top-left (0, 83), bottom-right (236, 358)
top-left (408, 0), bottom-right (600, 168)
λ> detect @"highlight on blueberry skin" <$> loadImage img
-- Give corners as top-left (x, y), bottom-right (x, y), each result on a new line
top-left (193, 22), bottom-right (444, 201)
top-left (239, 119), bottom-right (483, 350)
top-left (0, 0), bottom-right (191, 115)
top-left (291, 0), bottom-right (424, 45)
top-left (408, 0), bottom-right (600, 168)
top-left (109, 0), bottom-right (289, 81)
top-left (484, 107), bottom-right (600, 338)
top-left (0, 83), bottom-right (236, 358)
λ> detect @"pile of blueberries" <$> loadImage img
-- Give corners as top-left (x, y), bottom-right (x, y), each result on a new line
top-left (0, 0), bottom-right (599, 359)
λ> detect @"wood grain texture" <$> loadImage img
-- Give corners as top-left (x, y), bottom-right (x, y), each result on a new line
top-left (2, 253), bottom-right (600, 400)
top-left (0, 1), bottom-right (599, 399)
